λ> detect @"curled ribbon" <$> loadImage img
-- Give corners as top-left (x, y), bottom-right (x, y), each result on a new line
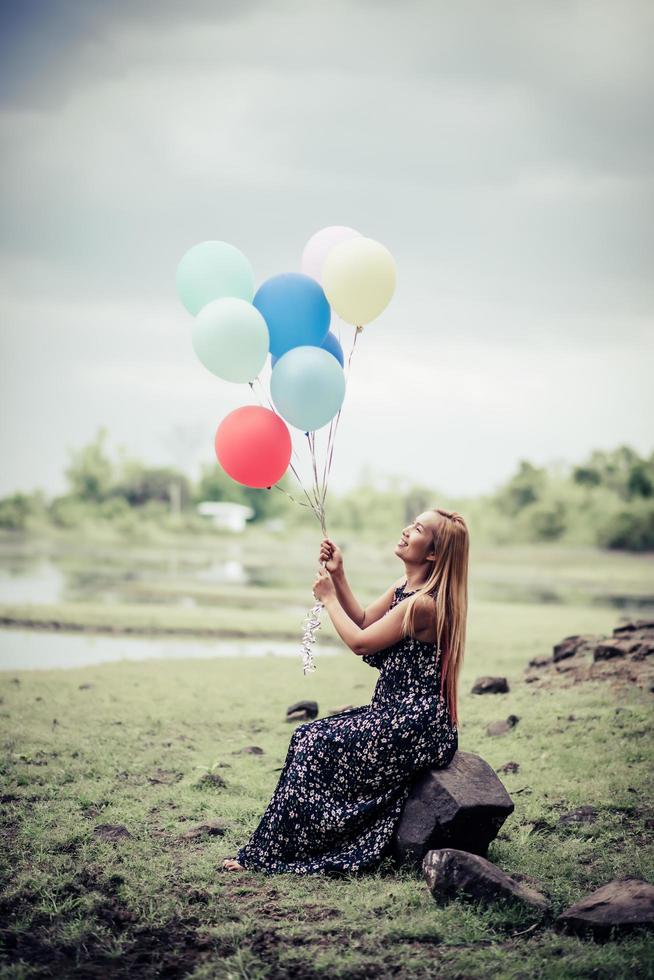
top-left (300, 597), bottom-right (324, 674)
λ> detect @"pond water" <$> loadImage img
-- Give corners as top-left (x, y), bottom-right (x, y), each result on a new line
top-left (2, 550), bottom-right (653, 612)
top-left (0, 559), bottom-right (66, 605)
top-left (0, 550), bottom-right (270, 607)
top-left (1, 540), bottom-right (652, 670)
top-left (0, 629), bottom-right (340, 671)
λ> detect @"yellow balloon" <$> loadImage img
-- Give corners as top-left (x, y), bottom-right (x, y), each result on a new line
top-left (321, 236), bottom-right (397, 326)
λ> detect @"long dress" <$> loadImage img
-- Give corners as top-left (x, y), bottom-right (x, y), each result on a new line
top-left (235, 580), bottom-right (458, 875)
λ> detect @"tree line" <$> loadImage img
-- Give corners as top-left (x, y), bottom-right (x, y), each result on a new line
top-left (0, 428), bottom-right (652, 551)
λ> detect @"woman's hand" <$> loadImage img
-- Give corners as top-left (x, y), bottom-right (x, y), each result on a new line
top-left (319, 537), bottom-right (344, 575)
top-left (313, 567), bottom-right (336, 602)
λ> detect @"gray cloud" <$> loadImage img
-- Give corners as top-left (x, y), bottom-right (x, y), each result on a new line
top-left (1, 0), bottom-right (652, 499)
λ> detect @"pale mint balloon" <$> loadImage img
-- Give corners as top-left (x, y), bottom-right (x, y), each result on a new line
top-left (271, 346), bottom-right (346, 432)
top-left (176, 240), bottom-right (255, 315)
top-left (192, 298), bottom-right (269, 383)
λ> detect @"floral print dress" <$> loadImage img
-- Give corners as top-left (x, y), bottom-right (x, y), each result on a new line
top-left (235, 581), bottom-right (458, 875)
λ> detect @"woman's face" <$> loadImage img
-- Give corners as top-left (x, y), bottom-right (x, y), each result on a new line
top-left (394, 512), bottom-right (437, 562)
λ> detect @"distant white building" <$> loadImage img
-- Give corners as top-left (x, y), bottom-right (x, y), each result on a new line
top-left (196, 501), bottom-right (255, 532)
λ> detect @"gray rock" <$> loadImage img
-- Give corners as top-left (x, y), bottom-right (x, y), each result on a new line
top-left (614, 619), bottom-right (654, 634)
top-left (486, 715), bottom-right (520, 736)
top-left (392, 750), bottom-right (514, 870)
top-left (593, 622), bottom-right (654, 661)
top-left (594, 639), bottom-right (630, 661)
top-left (629, 634), bottom-right (654, 661)
top-left (471, 676), bottom-right (509, 695)
top-left (531, 620), bottom-right (654, 678)
top-left (609, 630), bottom-right (654, 660)
top-left (556, 877), bottom-right (654, 938)
top-left (423, 848), bottom-right (549, 911)
top-left (286, 700), bottom-right (319, 721)
top-left (553, 635), bottom-right (597, 663)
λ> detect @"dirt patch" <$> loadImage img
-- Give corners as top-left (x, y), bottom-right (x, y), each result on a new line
top-left (147, 768), bottom-right (184, 785)
top-left (0, 615), bottom-right (299, 642)
top-left (93, 823), bottom-right (132, 841)
top-left (0, 867), bottom-right (216, 979)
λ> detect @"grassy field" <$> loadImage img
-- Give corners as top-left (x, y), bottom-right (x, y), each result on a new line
top-left (1, 592), bottom-right (653, 978)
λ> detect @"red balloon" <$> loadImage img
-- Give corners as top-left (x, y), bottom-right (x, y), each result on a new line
top-left (215, 406), bottom-right (292, 489)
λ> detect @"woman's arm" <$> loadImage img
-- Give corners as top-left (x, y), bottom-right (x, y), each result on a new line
top-left (322, 593), bottom-right (365, 650)
top-left (322, 592), bottom-right (434, 657)
top-left (329, 568), bottom-right (365, 627)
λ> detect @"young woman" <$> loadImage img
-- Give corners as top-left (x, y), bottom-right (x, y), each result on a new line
top-left (222, 508), bottom-right (469, 875)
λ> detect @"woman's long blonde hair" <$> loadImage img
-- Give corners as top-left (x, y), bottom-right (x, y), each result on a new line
top-left (400, 508), bottom-right (469, 728)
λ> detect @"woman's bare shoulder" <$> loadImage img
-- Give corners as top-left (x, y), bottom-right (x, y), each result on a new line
top-left (413, 592), bottom-right (437, 621)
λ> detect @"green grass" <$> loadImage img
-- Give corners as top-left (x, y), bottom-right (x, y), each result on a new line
top-left (1, 596), bottom-right (653, 978)
top-left (0, 599), bottom-right (310, 641)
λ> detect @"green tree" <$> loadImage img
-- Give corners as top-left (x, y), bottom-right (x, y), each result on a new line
top-left (627, 459), bottom-right (654, 499)
top-left (193, 462), bottom-right (294, 522)
top-left (596, 499), bottom-right (654, 552)
top-left (403, 484), bottom-right (436, 524)
top-left (0, 493), bottom-right (33, 530)
top-left (520, 498), bottom-right (567, 541)
top-left (494, 460), bottom-right (547, 516)
top-left (572, 445), bottom-right (647, 501)
top-left (111, 458), bottom-right (191, 509)
top-left (64, 426), bottom-right (114, 503)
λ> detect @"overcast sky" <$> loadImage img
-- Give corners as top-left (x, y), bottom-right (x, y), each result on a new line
top-left (1, 0), bottom-right (652, 503)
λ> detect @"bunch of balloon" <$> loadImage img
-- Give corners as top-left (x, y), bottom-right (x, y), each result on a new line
top-left (175, 230), bottom-right (396, 673)
top-left (176, 240), bottom-right (293, 491)
top-left (284, 227), bottom-right (396, 670)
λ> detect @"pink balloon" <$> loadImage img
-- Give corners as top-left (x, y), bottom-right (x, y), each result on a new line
top-left (301, 226), bottom-right (362, 284)
top-left (215, 406), bottom-right (292, 489)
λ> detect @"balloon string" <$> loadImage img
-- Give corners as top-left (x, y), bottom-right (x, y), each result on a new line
top-left (321, 324), bottom-right (362, 503)
top-left (248, 378), bottom-right (322, 522)
top-left (320, 419), bottom-right (335, 508)
top-left (301, 429), bottom-right (328, 674)
top-left (271, 483), bottom-right (312, 509)
top-left (249, 378), bottom-right (301, 467)
top-left (319, 326), bottom-right (357, 506)
top-left (306, 431), bottom-right (327, 536)
top-left (288, 457), bottom-right (324, 521)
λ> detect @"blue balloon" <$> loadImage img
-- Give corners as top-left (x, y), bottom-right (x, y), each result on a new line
top-left (320, 330), bottom-right (345, 368)
top-left (271, 346), bottom-right (346, 431)
top-left (271, 329), bottom-right (344, 369)
top-left (254, 273), bottom-right (330, 359)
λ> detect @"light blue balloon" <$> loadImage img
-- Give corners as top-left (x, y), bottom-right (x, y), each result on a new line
top-left (192, 298), bottom-right (269, 383)
top-left (253, 273), bottom-right (330, 358)
top-left (271, 329), bottom-right (344, 370)
top-left (271, 346), bottom-right (346, 432)
top-left (176, 240), bottom-right (255, 315)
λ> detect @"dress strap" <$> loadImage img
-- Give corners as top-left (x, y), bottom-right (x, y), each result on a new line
top-left (401, 580), bottom-right (438, 598)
